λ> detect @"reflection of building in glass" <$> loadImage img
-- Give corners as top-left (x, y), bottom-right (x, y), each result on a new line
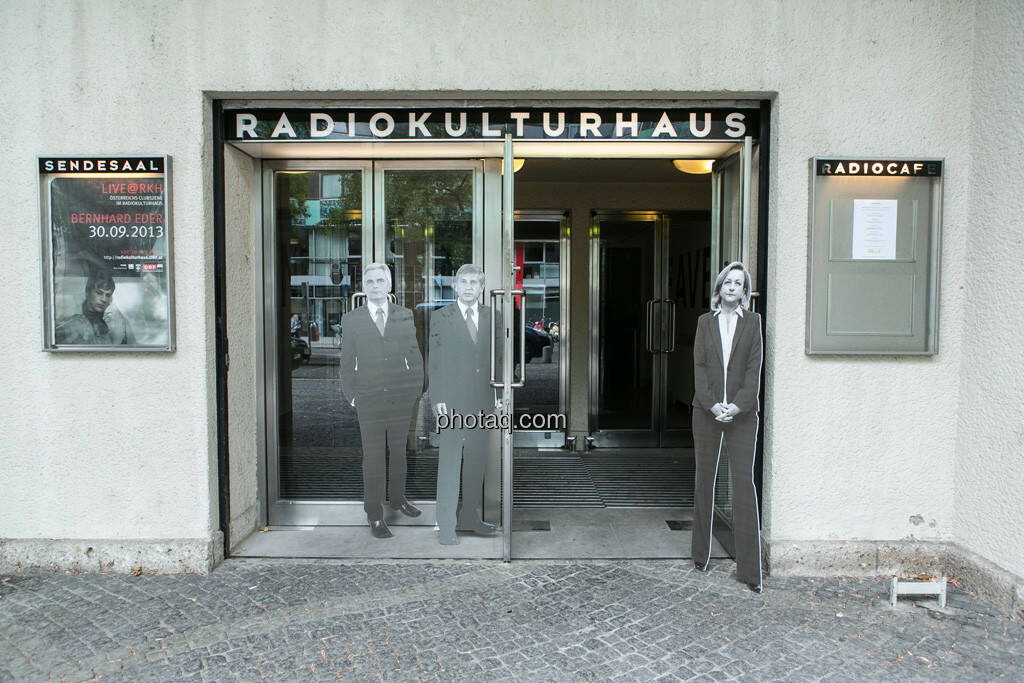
top-left (286, 171), bottom-right (363, 344)
top-left (517, 241), bottom-right (560, 330)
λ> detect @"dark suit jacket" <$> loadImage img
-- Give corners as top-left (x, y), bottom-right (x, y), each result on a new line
top-left (692, 309), bottom-right (762, 414)
top-left (339, 303), bottom-right (423, 408)
top-left (427, 303), bottom-right (497, 413)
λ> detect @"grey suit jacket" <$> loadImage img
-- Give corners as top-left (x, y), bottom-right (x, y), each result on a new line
top-left (339, 303), bottom-right (423, 408)
top-left (427, 303), bottom-right (498, 413)
top-left (692, 309), bottom-right (762, 414)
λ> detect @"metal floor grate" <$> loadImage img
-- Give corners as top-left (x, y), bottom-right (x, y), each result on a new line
top-left (512, 454), bottom-right (603, 507)
top-left (280, 448), bottom-right (700, 508)
top-left (514, 451), bottom-right (696, 508)
top-left (280, 449), bottom-right (439, 500)
top-left (585, 453), bottom-right (696, 508)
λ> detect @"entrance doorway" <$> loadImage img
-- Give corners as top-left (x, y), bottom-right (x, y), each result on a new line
top-left (587, 143), bottom-right (757, 449)
top-left (228, 121), bottom-right (765, 561)
top-left (589, 211), bottom-right (707, 447)
top-left (507, 145), bottom-right (759, 558)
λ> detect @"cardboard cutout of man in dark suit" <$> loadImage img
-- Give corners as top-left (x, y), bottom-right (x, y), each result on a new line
top-left (340, 263), bottom-right (424, 538)
top-left (691, 261), bottom-right (765, 592)
top-left (429, 264), bottom-right (500, 545)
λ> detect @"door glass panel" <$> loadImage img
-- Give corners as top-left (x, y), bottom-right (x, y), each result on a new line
top-left (274, 169), bottom-right (363, 501)
top-left (383, 169), bottom-right (474, 498)
top-left (664, 214), bottom-right (711, 438)
top-left (597, 220), bottom-right (656, 430)
top-left (514, 221), bottom-right (561, 432)
top-left (716, 155), bottom-right (742, 269)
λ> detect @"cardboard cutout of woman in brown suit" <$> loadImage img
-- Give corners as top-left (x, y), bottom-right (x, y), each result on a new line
top-left (691, 261), bottom-right (764, 592)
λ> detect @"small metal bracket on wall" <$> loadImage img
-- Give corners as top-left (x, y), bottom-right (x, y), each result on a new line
top-left (889, 576), bottom-right (947, 609)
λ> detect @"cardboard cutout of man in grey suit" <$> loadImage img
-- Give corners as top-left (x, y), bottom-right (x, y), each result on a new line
top-left (429, 264), bottom-right (500, 545)
top-left (340, 263), bottom-right (424, 538)
top-left (691, 261), bottom-right (765, 592)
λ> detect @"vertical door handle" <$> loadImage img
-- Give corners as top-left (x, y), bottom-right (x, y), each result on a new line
top-left (645, 299), bottom-right (657, 353)
top-left (663, 299), bottom-right (677, 352)
top-left (489, 288), bottom-right (526, 388)
top-left (489, 289), bottom-right (505, 388)
top-left (749, 291), bottom-right (760, 313)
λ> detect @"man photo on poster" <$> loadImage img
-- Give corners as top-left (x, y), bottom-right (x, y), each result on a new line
top-left (55, 269), bottom-right (136, 346)
top-left (339, 263), bottom-right (424, 538)
top-left (429, 264), bottom-right (500, 546)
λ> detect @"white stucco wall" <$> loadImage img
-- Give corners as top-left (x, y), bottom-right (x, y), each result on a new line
top-left (956, 0), bottom-right (1024, 579)
top-left (1, 0), bottom-right (1006, 572)
top-left (225, 146), bottom-right (261, 550)
top-left (0, 3), bottom-right (220, 556)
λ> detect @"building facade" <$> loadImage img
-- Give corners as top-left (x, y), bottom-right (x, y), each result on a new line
top-left (2, 1), bottom-right (1022, 618)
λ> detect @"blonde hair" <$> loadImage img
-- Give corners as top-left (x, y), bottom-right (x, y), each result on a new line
top-left (710, 261), bottom-right (752, 311)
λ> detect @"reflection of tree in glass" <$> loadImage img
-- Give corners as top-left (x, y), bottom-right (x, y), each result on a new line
top-left (386, 172), bottom-right (473, 297)
top-left (284, 173), bottom-right (312, 257)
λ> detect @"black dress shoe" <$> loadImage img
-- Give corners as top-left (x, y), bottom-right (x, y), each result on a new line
top-left (747, 582), bottom-right (763, 593)
top-left (693, 561), bottom-right (709, 572)
top-left (459, 518), bottom-right (497, 534)
top-left (369, 519), bottom-right (393, 539)
top-left (393, 501), bottom-right (422, 518)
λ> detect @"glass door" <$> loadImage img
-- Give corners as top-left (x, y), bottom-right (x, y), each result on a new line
top-left (512, 211), bottom-right (568, 448)
top-left (264, 158), bottom-right (509, 559)
top-left (264, 161), bottom-right (372, 526)
top-left (711, 137), bottom-right (754, 277)
top-left (589, 212), bottom-right (661, 447)
top-left (708, 137), bottom-right (757, 555)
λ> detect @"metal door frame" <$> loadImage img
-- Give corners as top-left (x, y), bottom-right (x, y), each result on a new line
top-left (588, 211), bottom-right (666, 447)
top-left (263, 158), bottom-right (503, 530)
top-left (711, 138), bottom-right (752, 274)
top-left (511, 210), bottom-right (570, 449)
top-left (261, 160), bottom-right (374, 526)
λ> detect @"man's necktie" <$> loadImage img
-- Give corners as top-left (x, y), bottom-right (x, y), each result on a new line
top-left (465, 308), bottom-right (478, 343)
top-left (375, 307), bottom-right (386, 336)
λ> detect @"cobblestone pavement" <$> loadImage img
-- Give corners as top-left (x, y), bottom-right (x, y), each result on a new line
top-left (1, 559), bottom-right (1022, 681)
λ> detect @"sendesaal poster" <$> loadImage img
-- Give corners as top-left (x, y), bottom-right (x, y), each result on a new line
top-left (41, 157), bottom-right (174, 351)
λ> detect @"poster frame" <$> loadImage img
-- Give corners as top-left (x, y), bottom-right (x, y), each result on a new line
top-left (38, 154), bottom-right (175, 353)
top-left (806, 156), bottom-right (943, 355)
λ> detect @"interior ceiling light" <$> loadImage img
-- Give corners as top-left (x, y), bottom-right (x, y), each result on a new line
top-left (672, 159), bottom-right (714, 174)
top-left (501, 158), bottom-right (526, 174)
